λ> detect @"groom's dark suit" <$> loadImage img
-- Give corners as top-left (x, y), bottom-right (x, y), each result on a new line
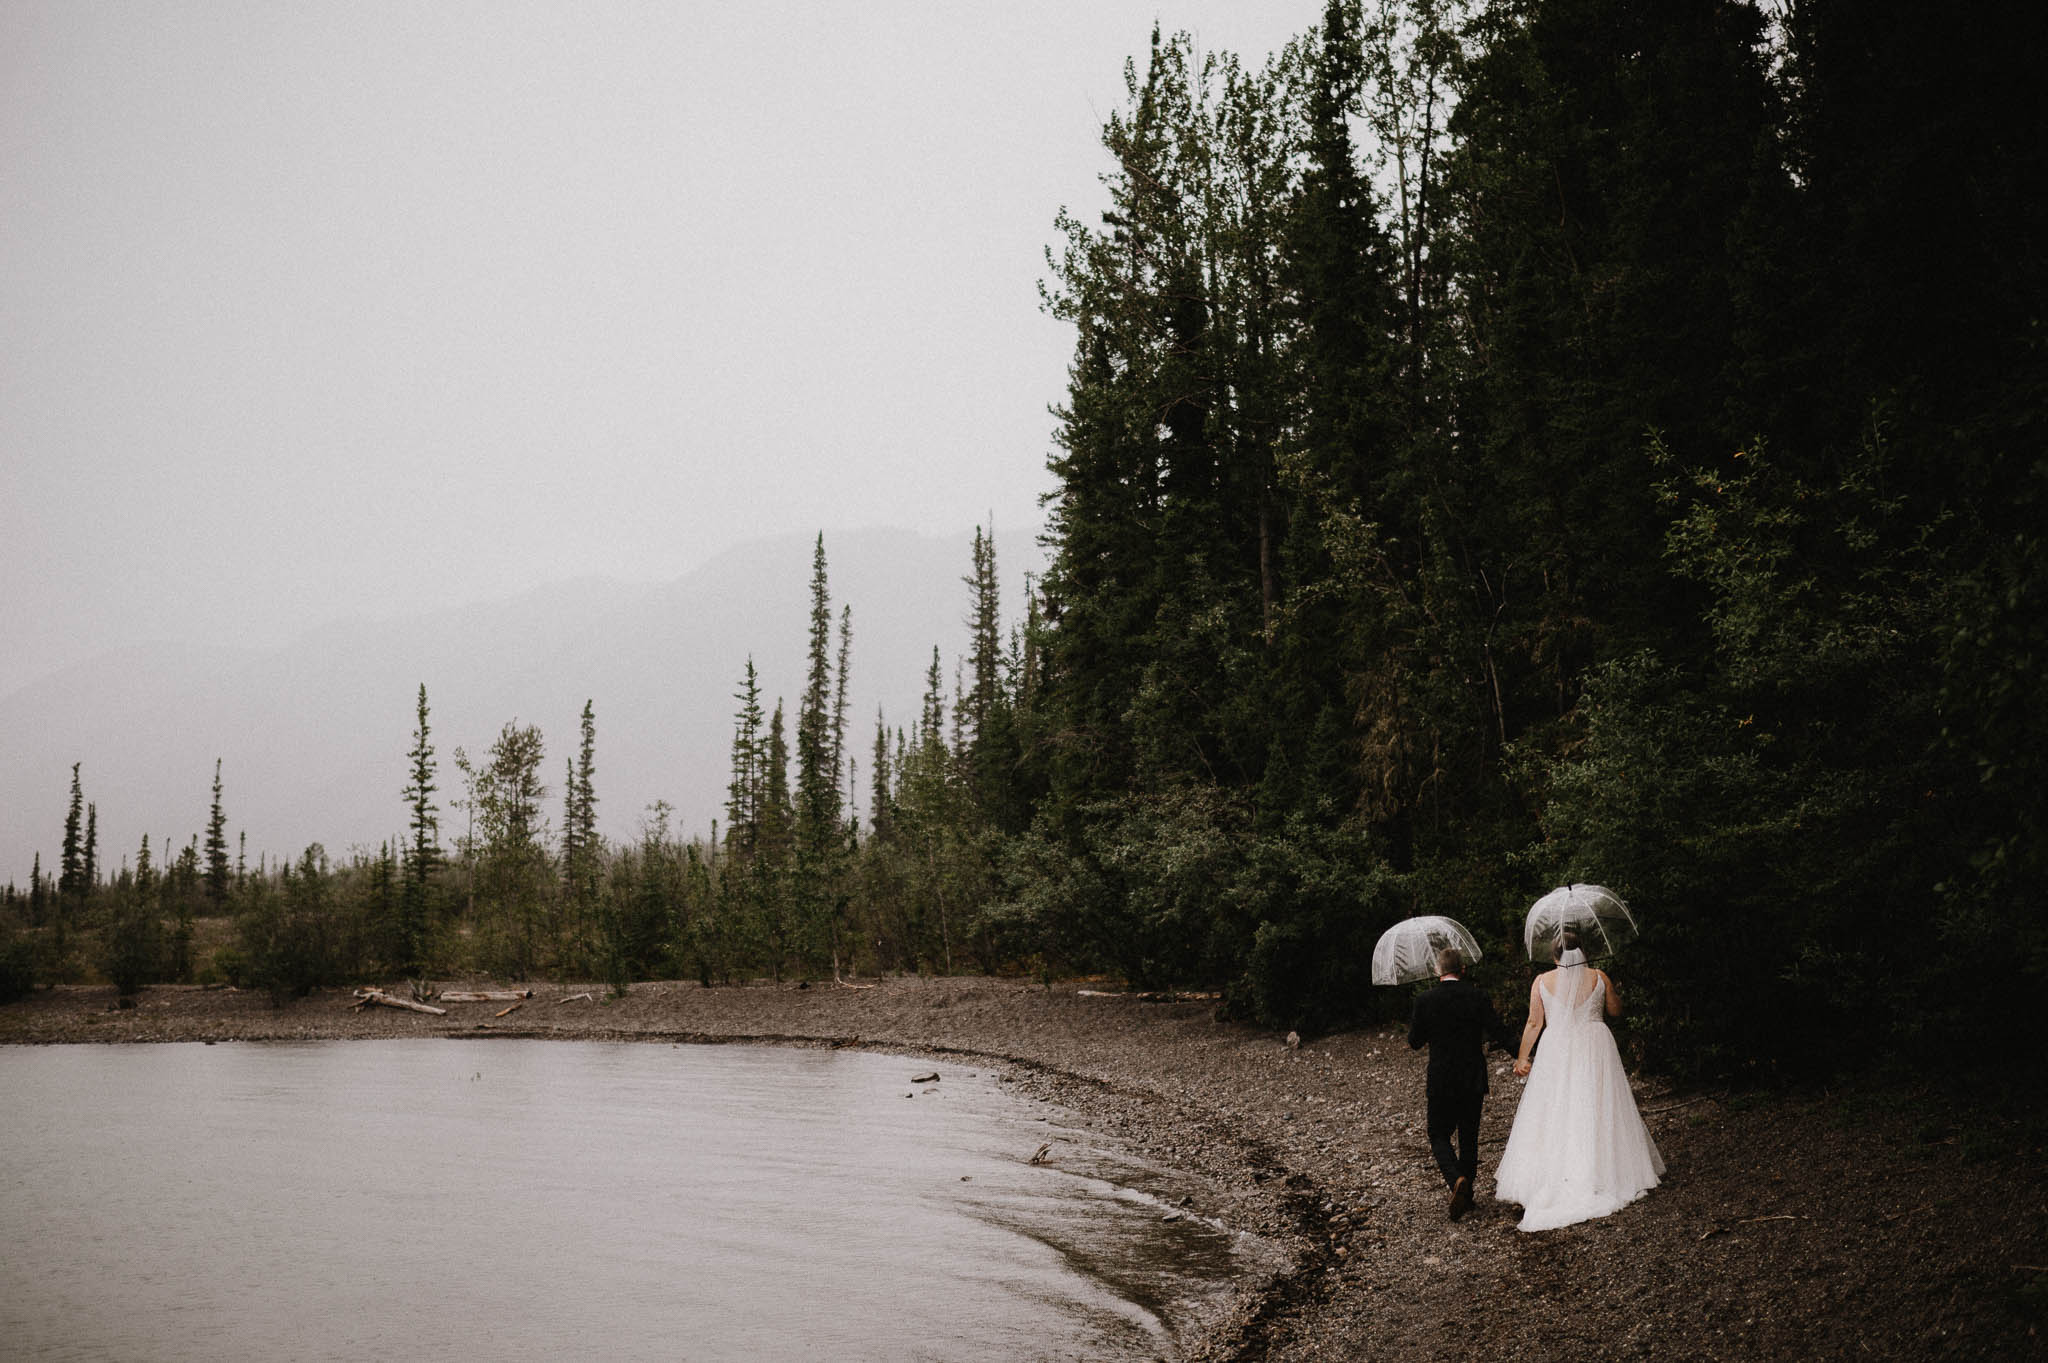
top-left (1408, 976), bottom-right (1514, 1194)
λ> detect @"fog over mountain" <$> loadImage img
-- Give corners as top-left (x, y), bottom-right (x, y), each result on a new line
top-left (1, 526), bottom-right (1044, 885)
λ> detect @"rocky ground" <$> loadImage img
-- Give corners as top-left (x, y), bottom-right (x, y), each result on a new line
top-left (4, 974), bottom-right (2042, 1361)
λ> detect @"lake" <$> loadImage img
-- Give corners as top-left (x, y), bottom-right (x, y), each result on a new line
top-left (0, 1040), bottom-right (1277, 1361)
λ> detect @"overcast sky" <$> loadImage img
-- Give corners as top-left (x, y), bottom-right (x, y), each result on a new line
top-left (2, 1), bottom-right (1324, 696)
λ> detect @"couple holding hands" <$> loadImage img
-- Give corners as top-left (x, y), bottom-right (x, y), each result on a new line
top-left (1406, 920), bottom-right (1665, 1232)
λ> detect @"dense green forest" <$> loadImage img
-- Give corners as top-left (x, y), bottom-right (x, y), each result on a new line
top-left (5, 0), bottom-right (2042, 1084)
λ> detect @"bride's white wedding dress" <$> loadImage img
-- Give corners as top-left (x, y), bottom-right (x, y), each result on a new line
top-left (1493, 960), bottom-right (1665, 1231)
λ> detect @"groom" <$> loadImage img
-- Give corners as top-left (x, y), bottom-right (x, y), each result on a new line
top-left (1407, 946), bottom-right (1514, 1221)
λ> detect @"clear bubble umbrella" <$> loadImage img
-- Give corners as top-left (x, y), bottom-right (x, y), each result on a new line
top-left (1522, 884), bottom-right (1637, 960)
top-left (1371, 915), bottom-right (1484, 986)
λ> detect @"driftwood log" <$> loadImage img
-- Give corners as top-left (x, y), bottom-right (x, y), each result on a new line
top-left (438, 990), bottom-right (534, 1003)
top-left (1076, 988), bottom-right (1222, 1002)
top-left (494, 1001), bottom-right (524, 1018)
top-left (351, 990), bottom-right (448, 1016)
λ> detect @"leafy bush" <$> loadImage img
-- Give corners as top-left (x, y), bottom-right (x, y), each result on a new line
top-left (237, 846), bottom-right (343, 1004)
top-left (1225, 821), bottom-right (1401, 1033)
top-left (201, 944), bottom-right (249, 989)
top-left (99, 891), bottom-right (164, 998)
top-left (0, 929), bottom-right (35, 1004)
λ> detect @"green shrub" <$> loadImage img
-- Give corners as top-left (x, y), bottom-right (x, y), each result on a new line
top-left (0, 930), bottom-right (35, 1004)
top-left (99, 893), bottom-right (164, 999)
top-left (200, 943), bottom-right (249, 988)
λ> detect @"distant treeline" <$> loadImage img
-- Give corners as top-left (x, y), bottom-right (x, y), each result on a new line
top-left (6, 0), bottom-right (2043, 1086)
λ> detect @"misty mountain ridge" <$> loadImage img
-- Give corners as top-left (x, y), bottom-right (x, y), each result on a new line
top-left (1, 526), bottom-right (1045, 885)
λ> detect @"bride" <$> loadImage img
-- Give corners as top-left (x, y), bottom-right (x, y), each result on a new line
top-left (1493, 928), bottom-right (1665, 1231)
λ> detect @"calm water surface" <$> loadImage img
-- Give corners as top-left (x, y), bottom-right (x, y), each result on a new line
top-left (0, 1040), bottom-right (1276, 1361)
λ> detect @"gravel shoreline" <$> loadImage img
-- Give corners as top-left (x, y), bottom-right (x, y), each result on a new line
top-left (4, 975), bottom-right (2042, 1361)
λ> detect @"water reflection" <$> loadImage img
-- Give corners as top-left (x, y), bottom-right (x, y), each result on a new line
top-left (0, 1040), bottom-right (1276, 1362)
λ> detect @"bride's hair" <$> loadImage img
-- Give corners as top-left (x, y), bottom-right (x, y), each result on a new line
top-left (1553, 928), bottom-right (1581, 961)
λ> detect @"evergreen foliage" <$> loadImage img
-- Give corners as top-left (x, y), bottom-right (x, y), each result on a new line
top-left (56, 764), bottom-right (84, 952)
top-left (793, 537), bottom-right (850, 975)
top-left (562, 699), bottom-right (602, 978)
top-left (10, 2), bottom-right (2039, 1090)
top-left (101, 833), bottom-right (164, 998)
top-left (204, 760), bottom-right (231, 910)
top-left (399, 684), bottom-right (441, 974)
top-left (1001, 0), bottom-right (2046, 1075)
top-left (83, 803), bottom-right (98, 900)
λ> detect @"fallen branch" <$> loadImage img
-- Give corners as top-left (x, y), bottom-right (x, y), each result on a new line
top-left (1075, 988), bottom-right (1220, 1001)
top-left (1699, 1213), bottom-right (1809, 1239)
top-left (494, 1001), bottom-right (524, 1019)
top-left (556, 992), bottom-right (594, 1005)
top-left (351, 990), bottom-right (447, 1016)
top-left (1643, 1092), bottom-right (1723, 1115)
top-left (834, 979), bottom-right (879, 990)
top-left (438, 990), bottom-right (534, 1003)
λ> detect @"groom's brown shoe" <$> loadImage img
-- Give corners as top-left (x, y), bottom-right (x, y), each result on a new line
top-left (1449, 1176), bottom-right (1473, 1221)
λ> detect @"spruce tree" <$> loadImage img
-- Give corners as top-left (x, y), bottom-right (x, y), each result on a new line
top-left (1442, 0), bottom-right (1779, 675)
top-left (794, 540), bottom-right (846, 974)
top-left (165, 837), bottom-right (202, 942)
top-left (58, 765), bottom-right (83, 917)
top-left (102, 832), bottom-right (163, 999)
top-left (1267, 0), bottom-right (1409, 834)
top-left (204, 759), bottom-right (231, 910)
top-left (156, 828), bottom-right (195, 982)
top-left (399, 684), bottom-right (441, 973)
top-left (560, 756), bottom-right (582, 948)
top-left (358, 841), bottom-right (397, 976)
top-left (561, 700), bottom-right (600, 970)
top-left (795, 535), bottom-right (841, 843)
top-left (963, 527), bottom-right (1002, 756)
top-left (868, 709), bottom-right (894, 841)
top-left (763, 699), bottom-right (791, 853)
top-left (574, 700), bottom-right (597, 860)
top-left (759, 699), bottom-right (794, 977)
top-left (832, 604), bottom-right (853, 807)
top-left (83, 804), bottom-right (98, 899)
top-left (725, 660), bottom-right (765, 853)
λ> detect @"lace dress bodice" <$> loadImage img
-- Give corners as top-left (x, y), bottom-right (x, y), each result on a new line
top-left (1540, 967), bottom-right (1606, 1031)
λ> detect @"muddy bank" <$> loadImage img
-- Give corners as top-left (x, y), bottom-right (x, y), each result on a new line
top-left (3, 976), bottom-right (2041, 1361)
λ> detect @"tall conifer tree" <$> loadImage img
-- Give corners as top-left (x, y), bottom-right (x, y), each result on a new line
top-left (399, 684), bottom-right (441, 972)
top-left (795, 536), bottom-right (841, 842)
top-left (57, 765), bottom-right (84, 924)
top-left (204, 760), bottom-right (231, 910)
top-left (725, 661), bottom-right (765, 854)
top-left (83, 804), bottom-right (97, 897)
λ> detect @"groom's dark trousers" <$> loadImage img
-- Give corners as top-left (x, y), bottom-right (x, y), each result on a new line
top-left (1408, 977), bottom-right (1514, 1190)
